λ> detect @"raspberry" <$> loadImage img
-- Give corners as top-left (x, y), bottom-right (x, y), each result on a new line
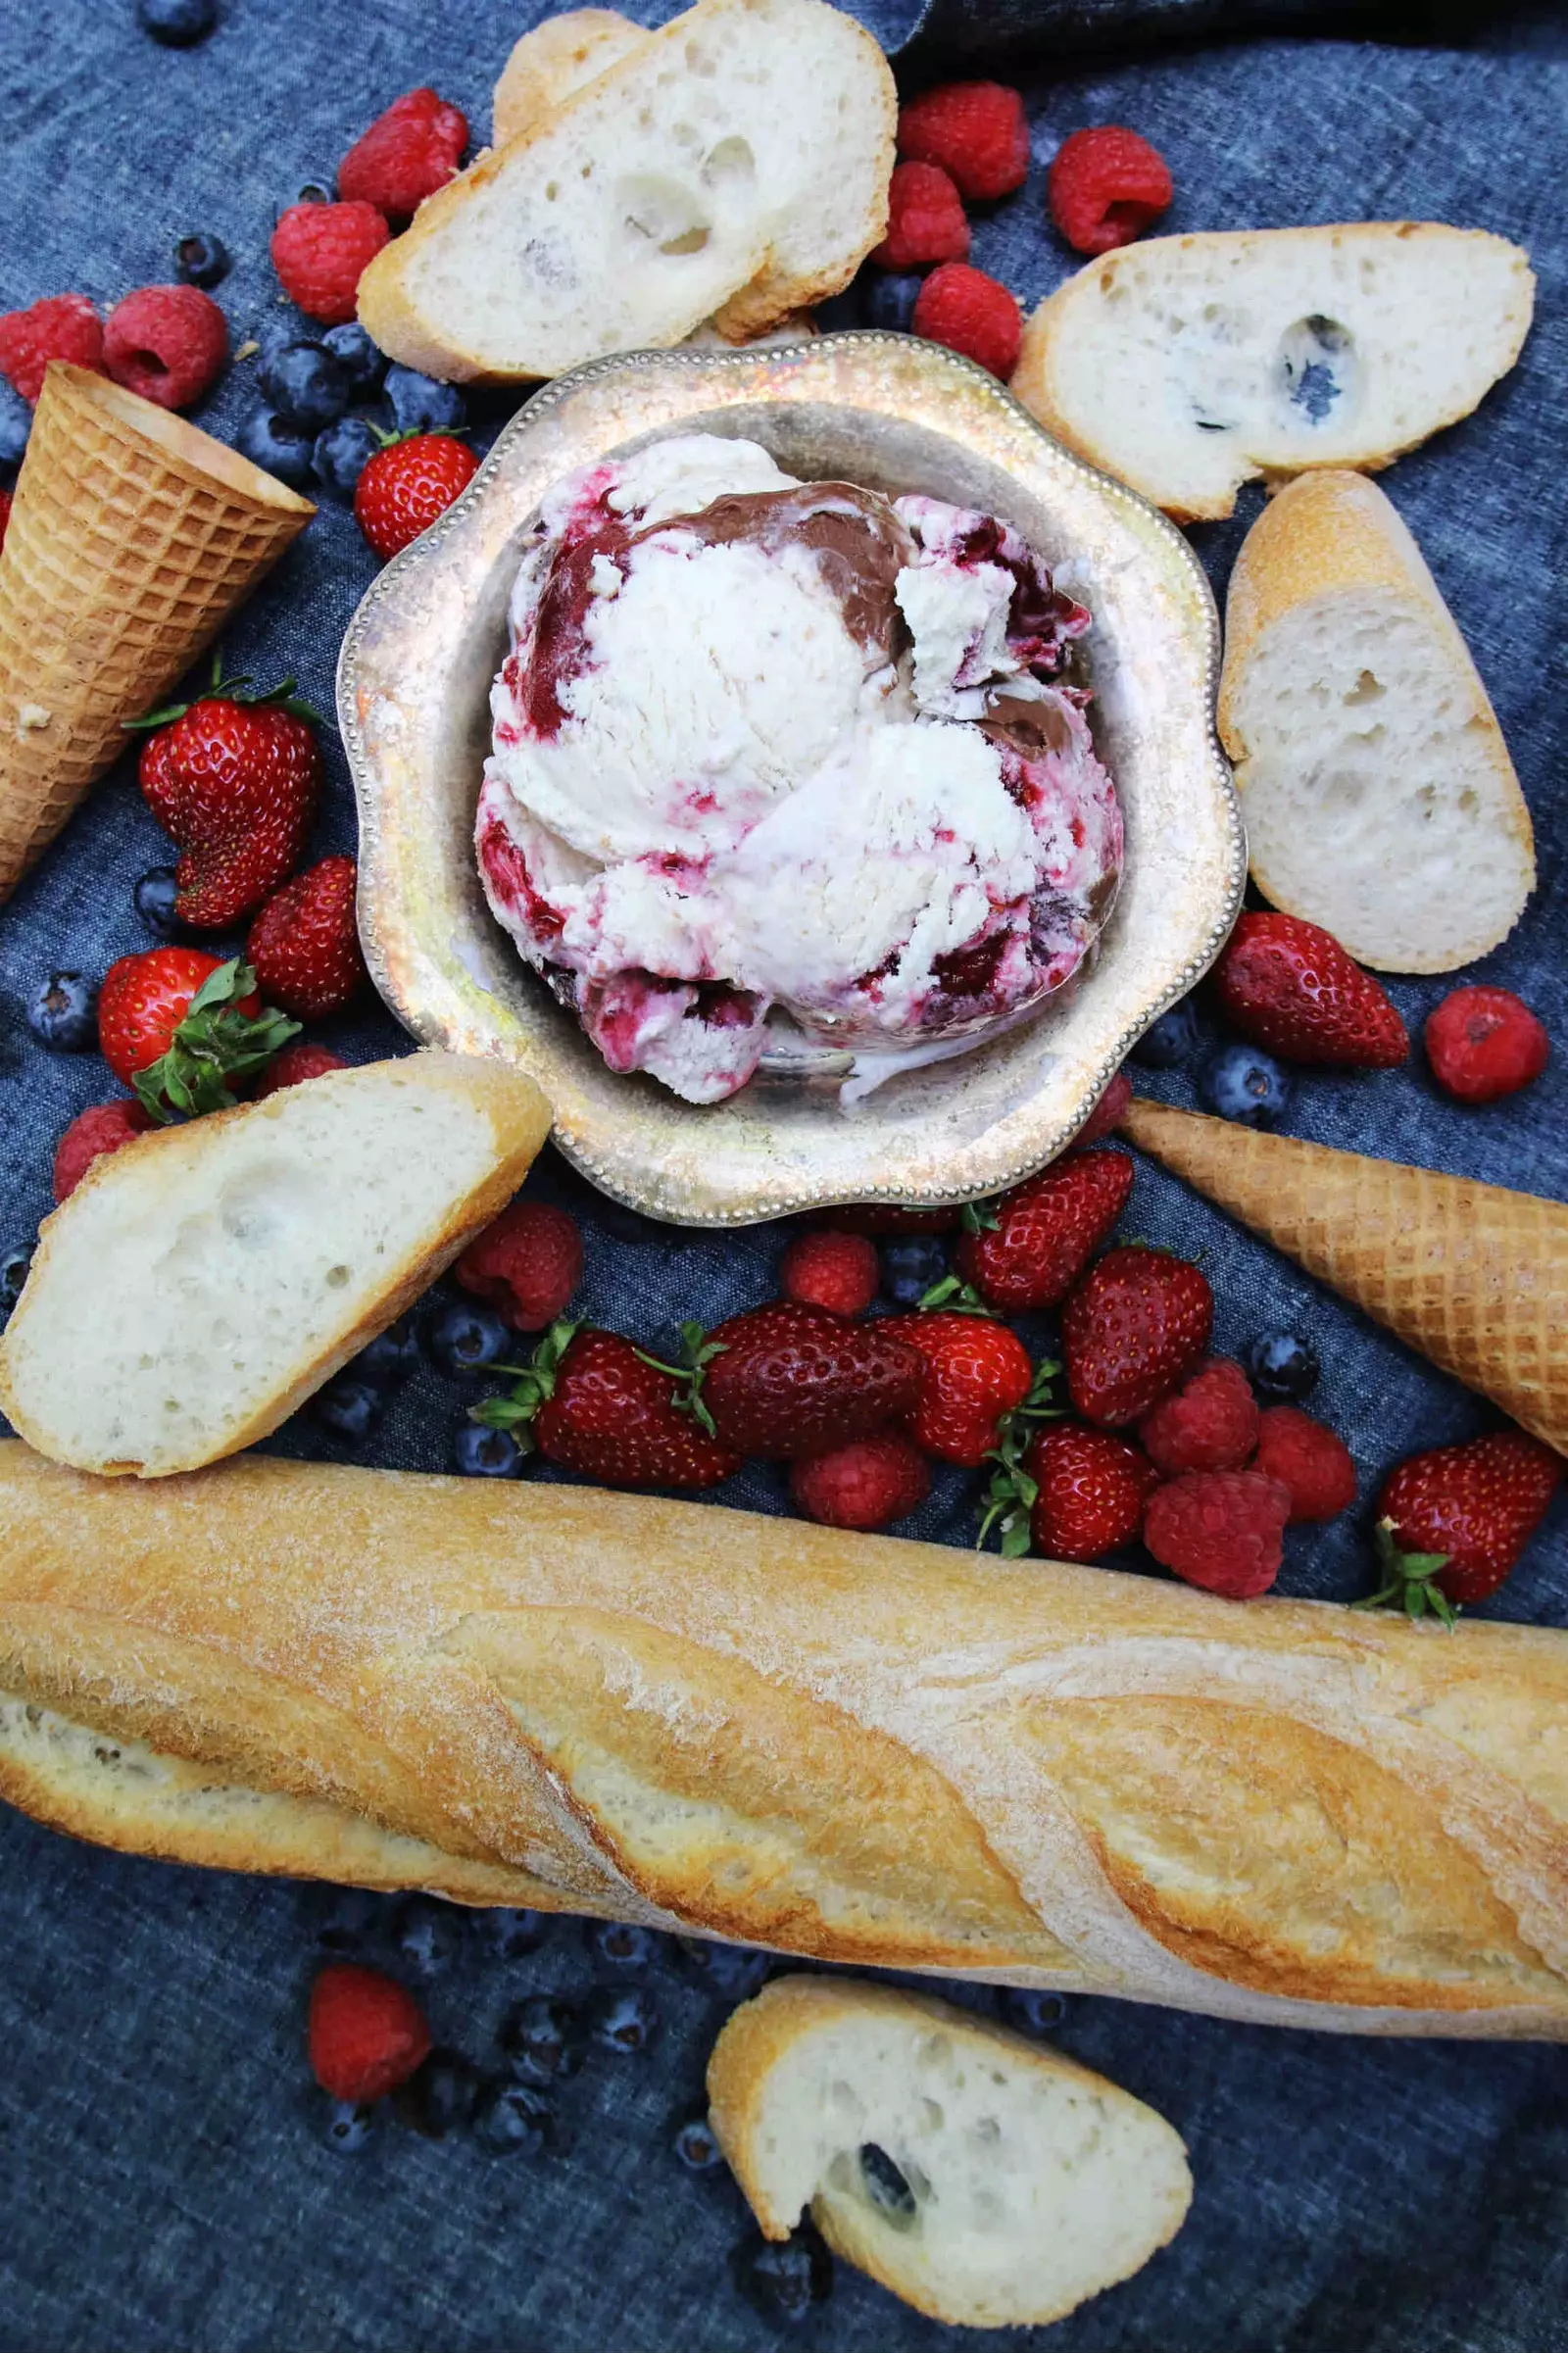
top-left (1424, 986), bottom-right (1549, 1104)
top-left (270, 201), bottom-right (391, 326)
top-left (103, 285), bottom-right (227, 411)
top-left (455, 1201), bottom-right (583, 1332)
top-left (1143, 1470), bottom-right (1292, 1597)
top-left (308, 1964), bottom-right (431, 2103)
top-left (52, 1100), bottom-right (155, 1203)
top-left (871, 162), bottom-right (969, 270)
top-left (339, 88), bottom-right (468, 221)
top-left (898, 81), bottom-right (1030, 202)
top-left (911, 264), bottom-right (1021, 379)
top-left (790, 1432), bottom-right (930, 1531)
top-left (1075, 1067), bottom-right (1133, 1146)
top-left (1048, 126), bottom-right (1173, 258)
top-left (1253, 1405), bottom-right (1356, 1523)
top-left (1138, 1357), bottom-right (1259, 1476)
top-left (779, 1229), bottom-right (878, 1318)
top-left (0, 293), bottom-right (104, 403)
top-left (251, 1043), bottom-right (347, 1098)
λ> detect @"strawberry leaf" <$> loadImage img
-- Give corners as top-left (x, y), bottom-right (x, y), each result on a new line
top-left (470, 1319), bottom-right (579, 1438)
top-left (634, 1319), bottom-right (726, 1436)
top-left (1351, 1517), bottom-right (1458, 1628)
top-left (131, 957), bottom-right (301, 1122)
top-left (917, 1274), bottom-right (996, 1316)
top-left (960, 1200), bottom-right (1001, 1235)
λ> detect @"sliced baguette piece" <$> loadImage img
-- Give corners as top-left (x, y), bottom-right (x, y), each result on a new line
top-left (1219, 469), bottom-right (1535, 969)
top-left (357, 0), bottom-right (895, 382)
top-left (0, 1051), bottom-right (551, 1477)
top-left (1011, 224), bottom-right (1535, 521)
top-left (492, 9), bottom-right (649, 148)
top-left (709, 1977), bottom-right (1192, 2328)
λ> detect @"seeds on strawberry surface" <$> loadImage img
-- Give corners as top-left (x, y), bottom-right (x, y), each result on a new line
top-left (132, 662), bottom-right (323, 929)
top-left (886, 1310), bottom-right (1036, 1468)
top-left (475, 1321), bottom-right (743, 1490)
top-left (355, 431), bottom-right (480, 561)
top-left (1061, 1245), bottom-right (1213, 1428)
top-left (700, 1302), bottom-right (923, 1459)
top-left (97, 950), bottom-right (298, 1120)
top-left (1024, 1423), bottom-right (1158, 1563)
top-left (247, 857), bottom-right (367, 1019)
top-left (956, 1148), bottom-right (1133, 1313)
top-left (1214, 912), bottom-right (1408, 1069)
top-left (1365, 1430), bottom-right (1562, 1614)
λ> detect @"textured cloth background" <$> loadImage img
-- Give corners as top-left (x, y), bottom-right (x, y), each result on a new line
top-left (0, 4), bottom-right (1566, 2349)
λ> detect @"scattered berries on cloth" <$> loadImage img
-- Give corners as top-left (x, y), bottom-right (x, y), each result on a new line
top-left (956, 1147), bottom-right (1132, 1313)
top-left (138, 683), bottom-right (322, 929)
top-left (1061, 1244), bottom-right (1213, 1427)
top-left (1424, 986), bottom-right (1549, 1103)
top-left (338, 88), bottom-right (468, 220)
top-left (897, 81), bottom-right (1030, 201)
top-left (247, 856), bottom-right (368, 1019)
top-left (270, 200), bottom-right (391, 325)
top-left (885, 1310), bottom-right (1034, 1467)
top-left (456, 1201), bottom-right (584, 1332)
top-left (1138, 1356), bottom-right (1259, 1476)
top-left (251, 1042), bottom-right (348, 1098)
top-left (1373, 1430), bottom-right (1562, 1610)
top-left (1048, 125), bottom-right (1173, 257)
top-left (355, 431), bottom-right (479, 560)
top-left (0, 293), bottom-right (104, 402)
top-left (701, 1301), bottom-right (923, 1459)
top-left (1214, 912), bottom-right (1408, 1068)
top-left (1143, 1469), bottom-right (1292, 1596)
top-left (911, 263), bottom-right (1021, 379)
top-left (872, 161), bottom-right (970, 270)
top-left (52, 1101), bottom-right (155, 1203)
top-left (789, 1432), bottom-right (931, 1531)
top-left (308, 1964), bottom-right (431, 2104)
top-left (103, 285), bottom-right (227, 410)
top-left (779, 1229), bottom-right (878, 1318)
top-left (1253, 1405), bottom-right (1356, 1523)
top-left (1026, 1423), bottom-right (1158, 1562)
top-left (487, 1324), bottom-right (743, 1490)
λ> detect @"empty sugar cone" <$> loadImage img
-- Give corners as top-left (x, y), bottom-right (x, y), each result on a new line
top-left (1120, 1096), bottom-right (1568, 1455)
top-left (0, 362), bottom-right (314, 901)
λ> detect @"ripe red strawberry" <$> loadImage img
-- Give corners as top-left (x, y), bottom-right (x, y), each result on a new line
top-left (897, 81), bottom-right (1030, 202)
top-left (308, 1964), bottom-right (431, 2102)
top-left (134, 667), bottom-right (322, 928)
top-left (1213, 911), bottom-right (1407, 1068)
top-left (456, 1201), bottom-right (583, 1332)
top-left (698, 1301), bottom-right (922, 1460)
top-left (0, 293), bottom-right (104, 402)
top-left (1424, 986), bottom-right (1549, 1103)
top-left (338, 88), bottom-right (468, 220)
top-left (52, 1099), bottom-right (155, 1202)
top-left (97, 949), bottom-right (297, 1117)
top-left (789, 1432), bottom-right (931, 1531)
top-left (250, 1042), bottom-right (348, 1098)
top-left (473, 1322), bottom-right (742, 1489)
top-left (102, 285), bottom-right (227, 410)
top-left (779, 1229), bottom-right (878, 1318)
top-left (1367, 1431), bottom-right (1562, 1615)
top-left (1075, 1067), bottom-right (1133, 1147)
top-left (247, 856), bottom-right (367, 1018)
top-left (1138, 1356), bottom-right (1258, 1476)
top-left (885, 1310), bottom-right (1034, 1467)
top-left (1253, 1405), bottom-right (1356, 1523)
top-left (270, 200), bottom-right (390, 324)
top-left (1144, 1469), bottom-right (1291, 1597)
top-left (355, 431), bottom-right (479, 561)
top-left (1062, 1245), bottom-right (1213, 1427)
top-left (1026, 1423), bottom-right (1158, 1562)
top-left (956, 1148), bottom-right (1133, 1312)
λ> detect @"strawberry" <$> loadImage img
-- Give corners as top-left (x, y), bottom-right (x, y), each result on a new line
top-left (1361, 1431), bottom-right (1562, 1618)
top-left (789, 1433), bottom-right (931, 1531)
top-left (456, 1201), bottom-right (583, 1332)
top-left (956, 1148), bottom-right (1133, 1312)
top-left (247, 855), bottom-right (367, 1018)
top-left (308, 1964), bottom-right (430, 2102)
top-left (696, 1301), bottom-right (923, 1460)
top-left (886, 1310), bottom-right (1038, 1468)
top-left (1074, 1067), bottom-right (1133, 1146)
top-left (1213, 911), bottom-right (1408, 1068)
top-left (1025, 1423), bottom-right (1158, 1562)
top-left (354, 430), bottom-right (479, 561)
top-left (250, 1042), bottom-right (347, 1098)
top-left (471, 1321), bottom-right (742, 1489)
top-left (130, 659), bottom-right (323, 928)
top-left (97, 950), bottom-right (298, 1118)
top-left (1061, 1245), bottom-right (1213, 1427)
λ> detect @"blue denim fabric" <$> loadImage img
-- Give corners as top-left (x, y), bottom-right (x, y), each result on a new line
top-left (1, 5), bottom-right (1566, 2349)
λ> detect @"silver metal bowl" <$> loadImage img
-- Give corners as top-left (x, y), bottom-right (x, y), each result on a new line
top-left (339, 332), bottom-right (1243, 1226)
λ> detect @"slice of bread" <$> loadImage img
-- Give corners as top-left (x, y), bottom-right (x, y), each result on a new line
top-left (0, 1052), bottom-right (551, 1477)
top-left (708, 1977), bottom-right (1192, 2329)
top-left (357, 0), bottom-right (895, 382)
top-left (1219, 469), bottom-right (1535, 970)
top-left (1011, 224), bottom-right (1535, 522)
top-left (492, 9), bottom-right (648, 148)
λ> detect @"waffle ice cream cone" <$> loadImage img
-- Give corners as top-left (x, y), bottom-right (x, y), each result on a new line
top-left (1121, 1096), bottom-right (1568, 1455)
top-left (0, 363), bottom-right (314, 901)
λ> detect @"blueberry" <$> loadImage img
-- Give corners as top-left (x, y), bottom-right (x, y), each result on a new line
top-left (322, 322), bottom-right (387, 397)
top-left (429, 1300), bottom-right (513, 1375)
top-left (233, 406), bottom-right (315, 490)
top-left (0, 379), bottom-right (30, 471)
top-left (812, 279), bottom-right (865, 331)
top-left (865, 270), bottom-right (923, 332)
top-left (1244, 1331), bottom-right (1319, 1404)
top-left (735, 2225), bottom-right (834, 2325)
top-left (586, 1985), bottom-right (661, 2055)
top-left (472, 1906), bottom-right (551, 1960)
top-left (136, 0), bottom-right (217, 46)
top-left (676, 1937), bottom-right (771, 1999)
top-left (859, 2142), bottom-right (917, 2217)
top-left (1001, 1987), bottom-right (1068, 2035)
top-left (392, 2047), bottom-right (481, 2139)
top-left (292, 173), bottom-right (337, 209)
top-left (473, 2078), bottom-right (556, 2157)
top-left (312, 415), bottom-right (381, 504)
top-left (174, 232), bottom-right (230, 290)
top-left (880, 1235), bottom-right (948, 1308)
top-left (312, 1376), bottom-right (383, 1442)
top-left (385, 365), bottom-right (466, 436)
top-left (259, 340), bottom-right (351, 432)
top-left (1132, 997), bottom-right (1201, 1070)
top-left (319, 2095), bottom-right (374, 2153)
top-left (1200, 1043), bottom-right (1293, 1127)
top-left (308, 1885), bottom-right (385, 1952)
top-left (585, 1918), bottom-right (661, 1971)
top-left (673, 2113), bottom-right (724, 2172)
top-left (500, 1994), bottom-right (586, 2085)
top-left (355, 1314), bottom-right (420, 1385)
top-left (0, 1246), bottom-right (32, 1319)
top-left (389, 1895), bottom-right (466, 1978)
top-left (132, 865), bottom-right (182, 940)
top-left (27, 970), bottom-right (97, 1052)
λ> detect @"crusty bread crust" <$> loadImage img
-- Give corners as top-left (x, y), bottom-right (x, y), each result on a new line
top-left (0, 1446), bottom-right (1566, 2034)
top-left (491, 9), bottom-right (647, 148)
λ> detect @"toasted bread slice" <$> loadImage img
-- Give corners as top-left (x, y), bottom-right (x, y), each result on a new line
top-left (0, 1052), bottom-right (551, 1477)
top-left (492, 9), bottom-right (648, 148)
top-left (357, 0), bottom-right (895, 381)
top-left (1011, 224), bottom-right (1535, 521)
top-left (709, 1977), bottom-right (1192, 2328)
top-left (1219, 470), bottom-right (1535, 969)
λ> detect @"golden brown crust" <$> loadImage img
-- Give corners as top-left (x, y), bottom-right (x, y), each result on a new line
top-left (491, 10), bottom-right (647, 148)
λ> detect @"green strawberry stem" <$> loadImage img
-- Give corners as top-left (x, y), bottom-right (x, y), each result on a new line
top-left (124, 647), bottom-right (324, 732)
top-left (1351, 1518), bottom-right (1458, 1629)
top-left (975, 1357), bottom-right (1065, 1557)
top-left (633, 1319), bottom-right (726, 1437)
top-left (132, 957), bottom-right (301, 1123)
top-left (959, 1200), bottom-right (1001, 1235)
top-left (917, 1273), bottom-right (996, 1316)
top-left (468, 1318), bottom-right (580, 1452)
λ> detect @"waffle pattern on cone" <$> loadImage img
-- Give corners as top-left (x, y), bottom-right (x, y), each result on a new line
top-left (0, 363), bottom-right (313, 900)
top-left (1122, 1098), bottom-right (1568, 1455)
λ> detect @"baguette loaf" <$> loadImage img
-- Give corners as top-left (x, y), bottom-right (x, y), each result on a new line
top-left (1010, 225), bottom-right (1535, 521)
top-left (0, 1445), bottom-right (1565, 2038)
